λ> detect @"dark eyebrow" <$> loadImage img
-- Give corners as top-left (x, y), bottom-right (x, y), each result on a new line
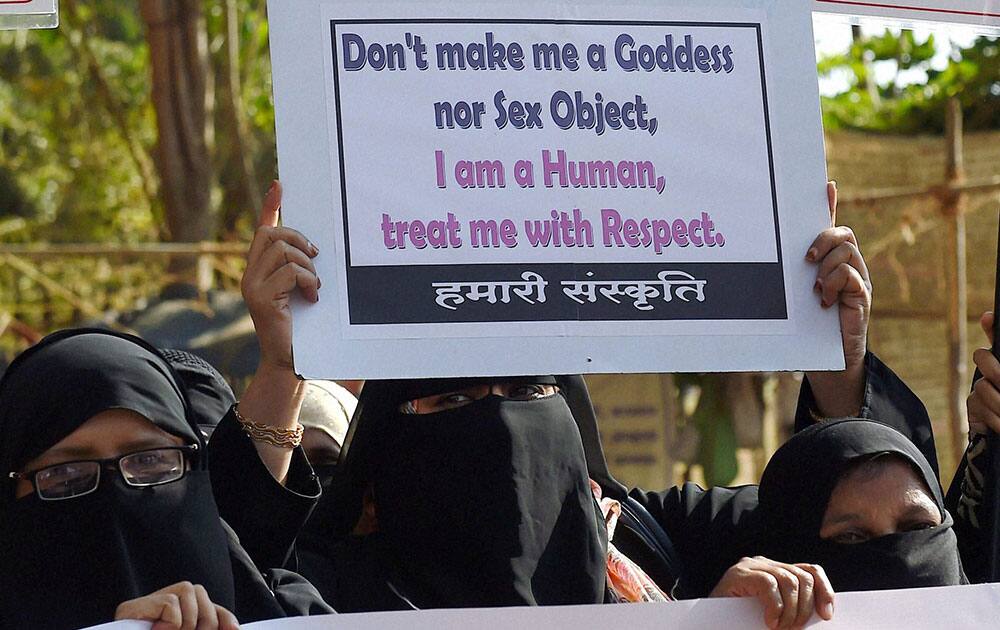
top-left (117, 437), bottom-right (184, 453)
top-left (824, 512), bottom-right (864, 527)
top-left (39, 436), bottom-right (181, 464)
top-left (39, 445), bottom-right (100, 460)
top-left (422, 385), bottom-right (489, 399)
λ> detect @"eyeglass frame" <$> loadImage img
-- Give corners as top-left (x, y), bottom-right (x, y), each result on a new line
top-left (7, 444), bottom-right (200, 501)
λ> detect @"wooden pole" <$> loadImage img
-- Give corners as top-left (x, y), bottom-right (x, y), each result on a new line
top-left (943, 98), bottom-right (969, 471)
top-left (2, 254), bottom-right (107, 322)
top-left (836, 175), bottom-right (1000, 206)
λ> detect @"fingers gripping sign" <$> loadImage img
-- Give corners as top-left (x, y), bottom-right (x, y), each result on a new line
top-left (710, 556), bottom-right (835, 629)
top-left (242, 180), bottom-right (322, 371)
top-left (826, 179), bottom-right (838, 226)
top-left (968, 311), bottom-right (1000, 436)
top-left (802, 181), bottom-right (873, 418)
top-left (114, 581), bottom-right (240, 630)
top-left (806, 183), bottom-right (872, 356)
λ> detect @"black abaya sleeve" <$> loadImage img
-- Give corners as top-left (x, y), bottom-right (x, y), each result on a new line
top-left (794, 351), bottom-right (940, 479)
top-left (628, 482), bottom-right (761, 598)
top-left (947, 432), bottom-right (991, 583)
top-left (208, 407), bottom-right (322, 571)
top-left (224, 521), bottom-right (335, 621)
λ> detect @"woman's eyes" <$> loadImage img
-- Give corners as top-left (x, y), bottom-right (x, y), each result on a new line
top-left (42, 465), bottom-right (84, 483)
top-left (831, 530), bottom-right (870, 545)
top-left (415, 384), bottom-right (558, 412)
top-left (439, 393), bottom-right (474, 406)
top-left (132, 452), bottom-right (165, 466)
top-left (832, 520), bottom-right (937, 544)
top-left (507, 384), bottom-right (557, 400)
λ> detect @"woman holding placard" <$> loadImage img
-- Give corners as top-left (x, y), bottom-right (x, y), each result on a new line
top-left (753, 418), bottom-right (964, 591)
top-left (235, 180), bottom-right (957, 627)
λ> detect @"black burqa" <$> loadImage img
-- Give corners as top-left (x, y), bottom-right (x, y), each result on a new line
top-left (0, 330), bottom-right (235, 629)
top-left (756, 418), bottom-right (965, 591)
top-left (160, 348), bottom-right (236, 439)
top-left (0, 329), bottom-right (332, 629)
top-left (298, 376), bottom-right (612, 611)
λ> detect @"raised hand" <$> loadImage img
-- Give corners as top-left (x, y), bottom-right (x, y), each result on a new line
top-left (237, 180), bottom-right (320, 483)
top-left (241, 180), bottom-right (320, 372)
top-left (805, 182), bottom-right (872, 418)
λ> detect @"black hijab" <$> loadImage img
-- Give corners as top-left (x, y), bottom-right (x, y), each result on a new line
top-left (160, 348), bottom-right (236, 439)
top-left (300, 375), bottom-right (611, 610)
top-left (757, 418), bottom-right (965, 591)
top-left (0, 329), bottom-right (236, 630)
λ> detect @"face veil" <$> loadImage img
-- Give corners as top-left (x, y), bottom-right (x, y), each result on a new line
top-left (756, 418), bottom-right (966, 592)
top-left (0, 329), bottom-right (236, 630)
top-left (307, 376), bottom-right (610, 609)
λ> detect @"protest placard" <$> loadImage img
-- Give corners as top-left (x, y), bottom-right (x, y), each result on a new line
top-left (814, 0), bottom-right (1000, 29)
top-left (268, 0), bottom-right (842, 379)
top-left (82, 583), bottom-right (1000, 630)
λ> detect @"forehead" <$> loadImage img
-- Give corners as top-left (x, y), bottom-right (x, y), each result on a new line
top-left (840, 454), bottom-right (924, 486)
top-left (24, 409), bottom-right (185, 468)
top-left (827, 457), bottom-right (938, 513)
top-left (436, 380), bottom-right (547, 391)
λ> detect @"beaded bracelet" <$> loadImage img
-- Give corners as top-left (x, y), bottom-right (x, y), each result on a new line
top-left (233, 404), bottom-right (304, 449)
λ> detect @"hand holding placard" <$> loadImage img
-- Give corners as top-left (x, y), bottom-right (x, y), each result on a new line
top-left (241, 181), bottom-right (320, 373)
top-left (237, 181), bottom-right (318, 483)
top-left (709, 556), bottom-right (835, 628)
top-left (803, 182), bottom-right (873, 418)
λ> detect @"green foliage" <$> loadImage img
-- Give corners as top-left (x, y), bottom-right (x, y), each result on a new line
top-left (821, 29), bottom-right (1000, 133)
top-left (676, 374), bottom-right (739, 486)
top-left (0, 2), bottom-right (154, 242)
top-left (0, 0), bottom-right (277, 244)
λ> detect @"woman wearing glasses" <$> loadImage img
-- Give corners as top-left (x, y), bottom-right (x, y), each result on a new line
top-left (0, 329), bottom-right (333, 630)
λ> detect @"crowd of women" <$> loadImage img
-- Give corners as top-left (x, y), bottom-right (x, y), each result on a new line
top-left (1, 180), bottom-right (998, 630)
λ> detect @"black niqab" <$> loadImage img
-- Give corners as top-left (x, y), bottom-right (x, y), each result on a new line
top-left (313, 375), bottom-right (625, 539)
top-left (0, 329), bottom-right (236, 630)
top-left (301, 376), bottom-right (609, 610)
top-left (757, 418), bottom-right (965, 591)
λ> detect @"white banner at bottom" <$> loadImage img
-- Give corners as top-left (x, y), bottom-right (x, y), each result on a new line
top-left (83, 583), bottom-right (1000, 630)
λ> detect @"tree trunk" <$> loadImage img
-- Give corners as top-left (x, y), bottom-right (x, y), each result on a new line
top-left (140, 0), bottom-right (214, 283)
top-left (213, 0), bottom-right (261, 238)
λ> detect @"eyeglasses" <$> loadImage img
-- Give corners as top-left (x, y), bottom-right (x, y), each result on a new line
top-left (8, 445), bottom-right (199, 501)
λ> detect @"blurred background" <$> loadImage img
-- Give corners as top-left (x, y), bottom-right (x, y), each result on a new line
top-left (0, 2), bottom-right (998, 490)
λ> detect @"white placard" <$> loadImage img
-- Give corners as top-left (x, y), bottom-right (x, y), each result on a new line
top-left (814, 0), bottom-right (1000, 30)
top-left (0, 0), bottom-right (58, 29)
top-left (78, 583), bottom-right (1000, 630)
top-left (268, 0), bottom-right (843, 379)
top-left (79, 622), bottom-right (149, 630)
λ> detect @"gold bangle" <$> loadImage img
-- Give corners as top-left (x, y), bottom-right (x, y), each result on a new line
top-left (808, 405), bottom-right (827, 423)
top-left (233, 404), bottom-right (303, 449)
